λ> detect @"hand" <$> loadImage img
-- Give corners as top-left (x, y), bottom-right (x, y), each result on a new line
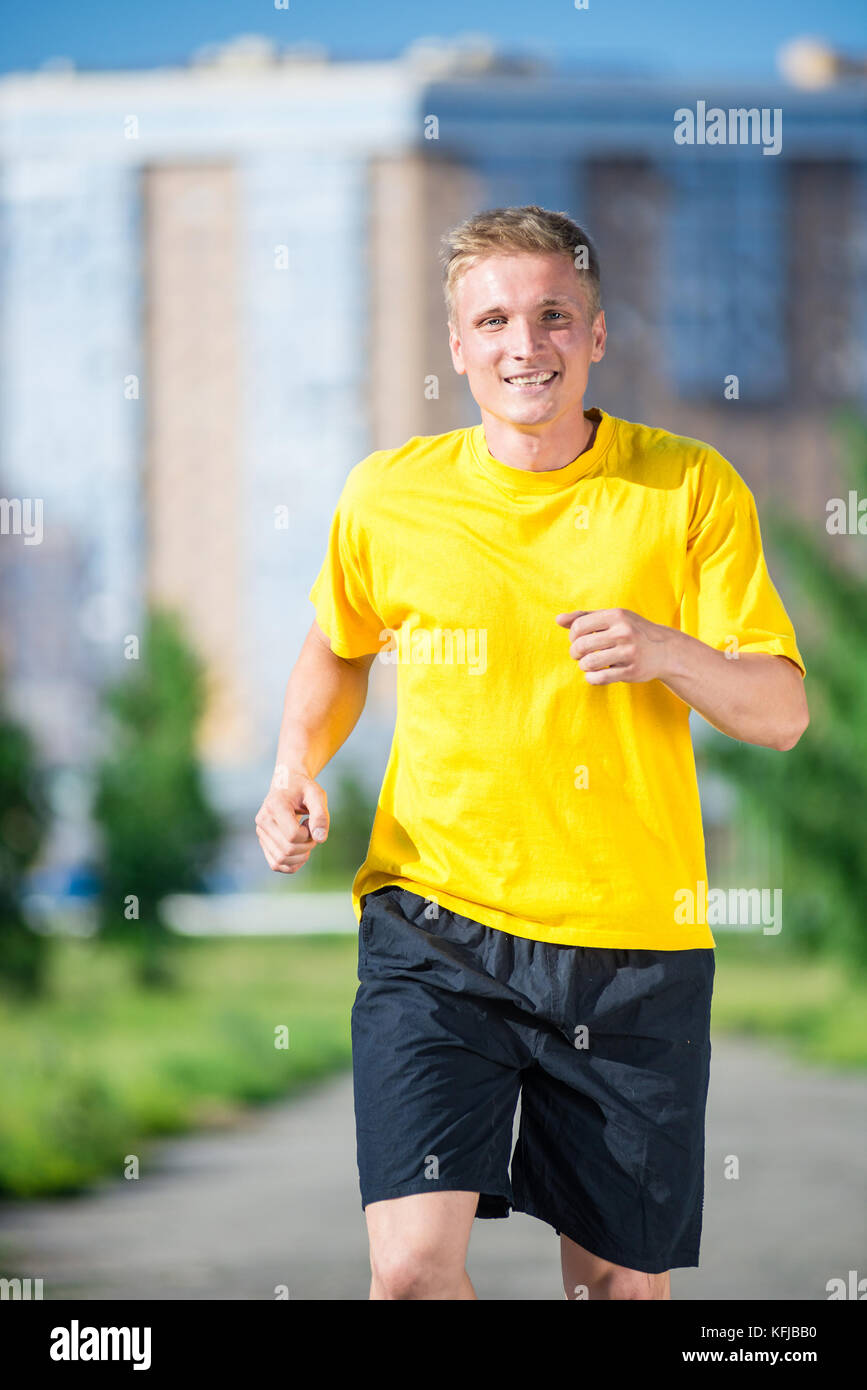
top-left (254, 772), bottom-right (329, 874)
top-left (555, 607), bottom-right (674, 685)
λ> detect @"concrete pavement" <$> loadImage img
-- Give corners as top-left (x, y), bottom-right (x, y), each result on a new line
top-left (0, 1034), bottom-right (864, 1300)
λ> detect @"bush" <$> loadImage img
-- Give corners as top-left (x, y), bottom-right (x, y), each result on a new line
top-left (699, 410), bottom-right (867, 972)
top-left (0, 686), bottom-right (51, 997)
top-left (91, 607), bottom-right (223, 985)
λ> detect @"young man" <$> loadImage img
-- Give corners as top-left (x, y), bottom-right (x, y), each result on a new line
top-left (255, 205), bottom-right (808, 1300)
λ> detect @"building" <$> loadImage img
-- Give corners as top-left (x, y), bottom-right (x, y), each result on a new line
top-left (0, 35), bottom-right (865, 891)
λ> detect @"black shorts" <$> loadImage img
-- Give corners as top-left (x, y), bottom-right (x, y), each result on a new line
top-left (351, 885), bottom-right (715, 1274)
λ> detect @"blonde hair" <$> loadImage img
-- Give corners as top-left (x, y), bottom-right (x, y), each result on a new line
top-left (440, 204), bottom-right (602, 329)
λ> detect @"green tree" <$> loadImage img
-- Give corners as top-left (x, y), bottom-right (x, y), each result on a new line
top-left (699, 410), bottom-right (867, 971)
top-left (0, 683), bottom-right (51, 997)
top-left (92, 607), bottom-right (224, 986)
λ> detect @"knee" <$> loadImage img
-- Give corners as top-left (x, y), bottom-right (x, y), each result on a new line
top-left (371, 1245), bottom-right (460, 1300)
top-left (595, 1268), bottom-right (668, 1301)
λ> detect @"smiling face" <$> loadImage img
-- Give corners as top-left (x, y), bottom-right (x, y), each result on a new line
top-left (448, 251), bottom-right (606, 434)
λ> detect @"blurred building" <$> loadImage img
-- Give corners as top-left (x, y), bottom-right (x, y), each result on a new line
top-left (0, 35), bottom-right (865, 891)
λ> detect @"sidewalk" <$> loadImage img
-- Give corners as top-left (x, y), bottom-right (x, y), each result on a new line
top-left (0, 1035), bottom-right (863, 1299)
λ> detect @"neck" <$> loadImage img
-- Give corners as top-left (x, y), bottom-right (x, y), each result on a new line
top-left (479, 405), bottom-right (597, 473)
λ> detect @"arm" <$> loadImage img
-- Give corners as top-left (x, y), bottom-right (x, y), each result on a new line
top-left (255, 620), bottom-right (377, 873)
top-left (277, 619), bottom-right (376, 781)
top-left (555, 608), bottom-right (809, 752)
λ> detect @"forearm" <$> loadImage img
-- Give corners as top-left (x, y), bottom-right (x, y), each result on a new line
top-left (274, 628), bottom-right (372, 782)
top-left (658, 628), bottom-right (808, 751)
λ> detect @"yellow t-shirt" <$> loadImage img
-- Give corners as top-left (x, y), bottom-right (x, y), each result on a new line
top-left (308, 406), bottom-right (805, 950)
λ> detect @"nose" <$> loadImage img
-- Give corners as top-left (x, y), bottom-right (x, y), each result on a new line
top-left (503, 316), bottom-right (546, 361)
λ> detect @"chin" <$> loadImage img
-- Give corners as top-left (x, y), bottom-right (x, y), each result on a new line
top-left (504, 402), bottom-right (558, 424)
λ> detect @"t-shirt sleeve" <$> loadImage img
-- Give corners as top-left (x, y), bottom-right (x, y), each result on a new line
top-left (308, 470), bottom-right (385, 659)
top-left (679, 452), bottom-right (806, 676)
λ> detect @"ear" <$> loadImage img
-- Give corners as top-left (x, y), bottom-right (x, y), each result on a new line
top-left (448, 320), bottom-right (466, 376)
top-left (590, 309), bottom-right (607, 363)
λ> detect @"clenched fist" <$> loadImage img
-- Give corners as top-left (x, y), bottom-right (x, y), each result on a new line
top-left (254, 770), bottom-right (329, 874)
top-left (555, 607), bottom-right (674, 685)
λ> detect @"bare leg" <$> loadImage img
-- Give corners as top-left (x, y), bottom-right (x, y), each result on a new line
top-left (561, 1233), bottom-right (671, 1300)
top-left (365, 1190), bottom-right (480, 1300)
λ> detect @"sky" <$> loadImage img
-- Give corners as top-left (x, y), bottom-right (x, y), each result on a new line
top-left (0, 0), bottom-right (864, 81)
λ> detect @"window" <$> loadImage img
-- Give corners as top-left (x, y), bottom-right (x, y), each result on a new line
top-left (662, 157), bottom-right (787, 402)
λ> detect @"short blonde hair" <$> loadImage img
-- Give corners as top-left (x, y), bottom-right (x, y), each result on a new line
top-left (440, 203), bottom-right (602, 329)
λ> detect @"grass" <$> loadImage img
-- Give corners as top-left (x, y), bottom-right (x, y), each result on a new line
top-left (711, 931), bottom-right (867, 1069)
top-left (0, 933), bottom-right (360, 1199)
top-left (0, 928), bottom-right (864, 1202)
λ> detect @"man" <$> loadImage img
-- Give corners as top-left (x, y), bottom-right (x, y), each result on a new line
top-left (255, 204), bottom-right (808, 1300)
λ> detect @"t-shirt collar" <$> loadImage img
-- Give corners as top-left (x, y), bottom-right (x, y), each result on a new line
top-left (468, 407), bottom-right (616, 494)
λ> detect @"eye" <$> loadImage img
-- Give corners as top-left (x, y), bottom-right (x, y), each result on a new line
top-left (544, 311), bottom-right (566, 320)
top-left (480, 317), bottom-right (505, 327)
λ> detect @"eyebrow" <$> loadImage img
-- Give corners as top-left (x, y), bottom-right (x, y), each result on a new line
top-left (472, 296), bottom-right (576, 320)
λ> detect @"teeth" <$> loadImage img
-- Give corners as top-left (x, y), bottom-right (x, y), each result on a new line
top-left (506, 372), bottom-right (555, 385)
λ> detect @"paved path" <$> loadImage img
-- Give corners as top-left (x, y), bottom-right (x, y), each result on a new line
top-left (1, 1036), bottom-right (864, 1300)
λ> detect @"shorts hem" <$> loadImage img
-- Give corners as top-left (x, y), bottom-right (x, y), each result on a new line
top-left (514, 1198), bottom-right (700, 1274)
top-left (361, 1178), bottom-right (513, 1212)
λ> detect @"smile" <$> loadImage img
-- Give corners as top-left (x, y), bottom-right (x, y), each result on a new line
top-left (503, 371), bottom-right (558, 389)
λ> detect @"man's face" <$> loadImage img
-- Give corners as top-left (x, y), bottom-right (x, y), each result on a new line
top-left (448, 251), bottom-right (606, 428)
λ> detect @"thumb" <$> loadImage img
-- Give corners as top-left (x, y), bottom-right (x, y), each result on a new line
top-left (303, 784), bottom-right (329, 842)
top-left (555, 609), bottom-right (589, 627)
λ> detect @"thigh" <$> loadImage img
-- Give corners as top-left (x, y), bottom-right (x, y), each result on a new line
top-left (364, 1190), bottom-right (481, 1299)
top-left (365, 1189), bottom-right (479, 1266)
